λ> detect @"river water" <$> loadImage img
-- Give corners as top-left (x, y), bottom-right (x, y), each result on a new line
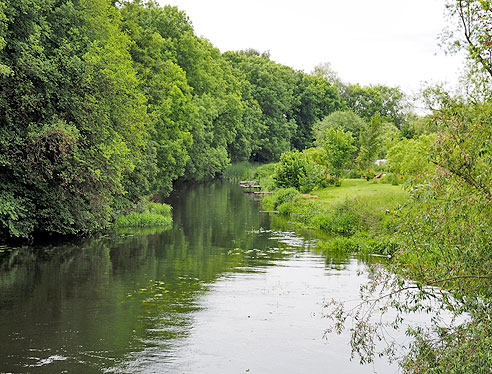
top-left (0, 182), bottom-right (404, 373)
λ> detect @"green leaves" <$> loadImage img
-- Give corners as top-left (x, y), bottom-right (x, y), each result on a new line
top-left (0, 0), bottom-right (151, 239)
top-left (273, 150), bottom-right (324, 193)
top-left (387, 134), bottom-right (435, 177)
top-left (225, 51), bottom-right (298, 162)
top-left (320, 128), bottom-right (356, 179)
top-left (342, 84), bottom-right (408, 127)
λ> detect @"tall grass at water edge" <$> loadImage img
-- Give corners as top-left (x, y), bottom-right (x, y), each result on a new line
top-left (113, 202), bottom-right (172, 228)
top-left (222, 162), bottom-right (259, 182)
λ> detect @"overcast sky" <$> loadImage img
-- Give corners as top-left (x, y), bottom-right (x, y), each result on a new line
top-left (159, 0), bottom-right (464, 95)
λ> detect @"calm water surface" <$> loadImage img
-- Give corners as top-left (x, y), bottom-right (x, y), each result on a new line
top-left (0, 182), bottom-right (402, 373)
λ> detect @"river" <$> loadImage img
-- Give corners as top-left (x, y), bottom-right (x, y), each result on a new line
top-left (0, 181), bottom-right (405, 373)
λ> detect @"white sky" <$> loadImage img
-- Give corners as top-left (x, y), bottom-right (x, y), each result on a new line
top-left (160, 0), bottom-right (465, 95)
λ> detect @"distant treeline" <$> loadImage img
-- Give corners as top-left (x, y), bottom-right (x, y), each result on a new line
top-left (0, 0), bottom-right (411, 240)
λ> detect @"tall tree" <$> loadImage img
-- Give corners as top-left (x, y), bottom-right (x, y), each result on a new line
top-left (342, 84), bottom-right (408, 128)
top-left (291, 72), bottom-right (343, 151)
top-left (0, 0), bottom-right (149, 239)
top-left (120, 1), bottom-right (194, 196)
top-left (313, 110), bottom-right (366, 151)
top-left (225, 51), bottom-right (297, 162)
top-left (444, 0), bottom-right (492, 77)
top-left (319, 128), bottom-right (355, 181)
top-left (356, 114), bottom-right (383, 172)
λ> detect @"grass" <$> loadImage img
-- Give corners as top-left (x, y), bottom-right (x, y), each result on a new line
top-left (222, 162), bottom-right (259, 182)
top-left (308, 179), bottom-right (407, 208)
top-left (113, 202), bottom-right (172, 228)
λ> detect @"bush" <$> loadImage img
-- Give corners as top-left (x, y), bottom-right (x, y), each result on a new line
top-left (380, 173), bottom-right (400, 185)
top-left (263, 188), bottom-right (300, 213)
top-left (314, 208), bottom-right (360, 236)
top-left (311, 197), bottom-right (385, 236)
top-left (273, 151), bottom-right (324, 193)
top-left (113, 212), bottom-right (172, 227)
top-left (253, 163), bottom-right (277, 191)
top-left (145, 202), bottom-right (172, 216)
top-left (277, 202), bottom-right (294, 215)
top-left (344, 169), bottom-right (362, 179)
top-left (316, 233), bottom-right (398, 256)
top-left (272, 188), bottom-right (299, 209)
top-left (386, 134), bottom-right (435, 177)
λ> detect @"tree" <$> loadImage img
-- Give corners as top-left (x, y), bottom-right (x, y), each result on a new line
top-left (273, 150), bottom-right (324, 193)
top-left (121, 1), bottom-right (251, 182)
top-left (314, 110), bottom-right (365, 150)
top-left (319, 128), bottom-right (355, 181)
top-left (0, 0), bottom-right (150, 239)
top-left (291, 72), bottom-right (343, 151)
top-left (386, 134), bottom-right (435, 176)
top-left (224, 51), bottom-right (298, 162)
top-left (312, 62), bottom-right (342, 86)
top-left (379, 122), bottom-right (402, 158)
top-left (176, 34), bottom-right (247, 180)
top-left (120, 1), bottom-right (195, 195)
top-left (444, 0), bottom-right (492, 77)
top-left (342, 84), bottom-right (408, 128)
top-left (356, 114), bottom-right (383, 172)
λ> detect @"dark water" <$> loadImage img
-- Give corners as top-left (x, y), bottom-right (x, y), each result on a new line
top-left (0, 182), bottom-right (402, 373)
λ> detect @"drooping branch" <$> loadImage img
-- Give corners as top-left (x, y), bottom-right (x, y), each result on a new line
top-left (426, 274), bottom-right (492, 285)
top-left (358, 274), bottom-right (492, 306)
top-left (431, 159), bottom-right (492, 198)
top-left (458, 0), bottom-right (492, 78)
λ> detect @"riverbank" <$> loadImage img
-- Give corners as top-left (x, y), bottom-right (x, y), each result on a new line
top-left (260, 179), bottom-right (409, 256)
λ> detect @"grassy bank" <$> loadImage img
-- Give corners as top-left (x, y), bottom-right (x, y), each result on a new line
top-left (261, 179), bottom-right (408, 255)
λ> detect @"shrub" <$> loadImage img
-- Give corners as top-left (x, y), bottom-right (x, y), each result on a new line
top-left (262, 188), bottom-right (300, 213)
top-left (273, 151), bottom-right (324, 193)
top-left (314, 208), bottom-right (360, 236)
top-left (386, 134), bottom-right (435, 177)
top-left (255, 163), bottom-right (276, 180)
top-left (145, 202), bottom-right (172, 216)
top-left (316, 233), bottom-right (398, 256)
top-left (345, 169), bottom-right (362, 179)
top-left (380, 173), bottom-right (400, 185)
top-left (271, 188), bottom-right (299, 209)
top-left (113, 212), bottom-right (172, 227)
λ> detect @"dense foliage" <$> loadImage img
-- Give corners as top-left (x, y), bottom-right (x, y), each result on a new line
top-left (0, 0), bottom-right (417, 241)
top-left (0, 0), bottom-right (150, 239)
top-left (273, 151), bottom-right (324, 193)
top-left (3, 0), bottom-right (490, 371)
top-left (0, 0), bottom-right (347, 240)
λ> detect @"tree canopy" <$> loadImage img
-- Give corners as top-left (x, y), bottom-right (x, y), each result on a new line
top-left (0, 0), bottom-right (416, 242)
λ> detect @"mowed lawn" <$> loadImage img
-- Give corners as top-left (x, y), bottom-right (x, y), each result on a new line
top-left (304, 179), bottom-right (409, 213)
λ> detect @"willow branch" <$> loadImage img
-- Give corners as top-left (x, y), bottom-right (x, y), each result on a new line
top-left (458, 0), bottom-right (492, 78)
top-left (431, 160), bottom-right (492, 198)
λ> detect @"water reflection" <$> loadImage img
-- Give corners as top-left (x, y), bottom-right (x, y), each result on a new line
top-left (0, 181), bottom-right (393, 373)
